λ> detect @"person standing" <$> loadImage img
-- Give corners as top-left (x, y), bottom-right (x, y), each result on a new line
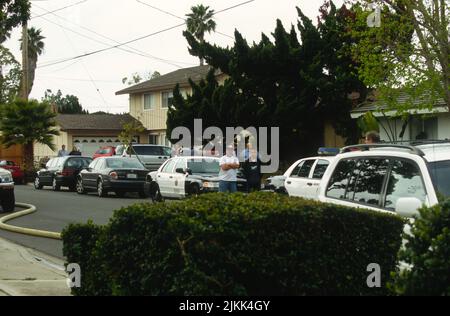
top-left (219, 145), bottom-right (240, 193)
top-left (69, 146), bottom-right (81, 156)
top-left (58, 145), bottom-right (69, 157)
top-left (242, 148), bottom-right (262, 192)
top-left (365, 131), bottom-right (380, 144)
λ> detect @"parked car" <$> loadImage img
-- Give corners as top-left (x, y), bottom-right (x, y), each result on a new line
top-left (122, 144), bottom-right (172, 171)
top-left (145, 156), bottom-right (247, 201)
top-left (92, 146), bottom-right (116, 160)
top-left (76, 157), bottom-right (148, 198)
top-left (0, 168), bottom-right (15, 212)
top-left (263, 175), bottom-right (288, 194)
top-left (34, 156), bottom-right (93, 191)
top-left (318, 142), bottom-right (450, 218)
top-left (284, 156), bottom-right (336, 199)
top-left (0, 160), bottom-right (24, 184)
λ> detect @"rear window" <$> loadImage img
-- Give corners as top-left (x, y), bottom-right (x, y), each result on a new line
top-left (188, 159), bottom-right (220, 174)
top-left (106, 158), bottom-right (144, 169)
top-left (65, 157), bottom-right (92, 168)
top-left (130, 146), bottom-right (163, 156)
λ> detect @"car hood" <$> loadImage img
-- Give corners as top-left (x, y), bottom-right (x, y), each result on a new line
top-left (0, 168), bottom-right (11, 176)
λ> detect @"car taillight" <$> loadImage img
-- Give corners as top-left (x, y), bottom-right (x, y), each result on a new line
top-left (110, 171), bottom-right (118, 180)
top-left (61, 168), bottom-right (74, 177)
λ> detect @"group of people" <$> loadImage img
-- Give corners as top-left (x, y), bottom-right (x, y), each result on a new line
top-left (57, 145), bottom-right (82, 157)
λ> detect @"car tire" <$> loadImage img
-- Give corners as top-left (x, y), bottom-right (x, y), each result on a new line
top-left (150, 183), bottom-right (163, 202)
top-left (97, 179), bottom-right (107, 197)
top-left (115, 190), bottom-right (125, 198)
top-left (0, 190), bottom-right (15, 213)
top-left (52, 178), bottom-right (61, 191)
top-left (189, 184), bottom-right (200, 196)
top-left (34, 177), bottom-right (43, 190)
top-left (76, 177), bottom-right (86, 195)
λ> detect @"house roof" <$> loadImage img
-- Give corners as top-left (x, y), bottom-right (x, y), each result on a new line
top-left (115, 65), bottom-right (220, 95)
top-left (351, 91), bottom-right (447, 118)
top-left (56, 114), bottom-right (144, 131)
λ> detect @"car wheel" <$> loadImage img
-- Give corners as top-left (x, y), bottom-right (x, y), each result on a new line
top-left (52, 178), bottom-right (61, 191)
top-left (150, 183), bottom-right (163, 202)
top-left (34, 177), bottom-right (43, 190)
top-left (76, 177), bottom-right (86, 195)
top-left (0, 190), bottom-right (15, 213)
top-left (190, 184), bottom-right (200, 196)
top-left (97, 179), bottom-right (107, 197)
top-left (115, 190), bottom-right (125, 198)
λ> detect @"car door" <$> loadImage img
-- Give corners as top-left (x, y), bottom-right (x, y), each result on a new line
top-left (285, 159), bottom-right (316, 198)
top-left (172, 158), bottom-right (187, 198)
top-left (83, 159), bottom-right (99, 189)
top-left (157, 159), bottom-right (177, 197)
top-left (308, 159), bottom-right (332, 200)
top-left (41, 158), bottom-right (57, 185)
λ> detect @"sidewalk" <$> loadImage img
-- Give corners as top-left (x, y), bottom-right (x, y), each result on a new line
top-left (0, 237), bottom-right (71, 296)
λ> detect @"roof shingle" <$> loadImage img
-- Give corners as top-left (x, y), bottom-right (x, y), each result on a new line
top-left (56, 114), bottom-right (143, 131)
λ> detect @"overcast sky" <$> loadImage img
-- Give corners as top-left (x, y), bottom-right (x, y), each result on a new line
top-left (4, 0), bottom-right (344, 113)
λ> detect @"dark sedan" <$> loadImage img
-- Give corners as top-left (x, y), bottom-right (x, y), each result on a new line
top-left (76, 157), bottom-right (148, 198)
top-left (35, 156), bottom-right (93, 191)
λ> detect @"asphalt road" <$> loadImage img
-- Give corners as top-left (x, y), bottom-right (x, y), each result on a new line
top-left (0, 184), bottom-right (154, 259)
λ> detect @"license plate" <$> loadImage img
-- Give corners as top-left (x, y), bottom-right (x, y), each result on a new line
top-left (127, 174), bottom-right (137, 179)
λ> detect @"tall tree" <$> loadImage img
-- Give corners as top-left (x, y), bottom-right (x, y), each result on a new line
top-left (0, 0), bottom-right (30, 43)
top-left (0, 99), bottom-right (59, 177)
top-left (121, 70), bottom-right (161, 86)
top-left (42, 89), bottom-right (88, 114)
top-left (348, 0), bottom-right (449, 114)
top-left (185, 4), bottom-right (216, 66)
top-left (19, 27), bottom-right (45, 97)
top-left (172, 4), bottom-right (367, 160)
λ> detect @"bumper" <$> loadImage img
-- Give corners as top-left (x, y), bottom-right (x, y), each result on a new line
top-left (55, 176), bottom-right (77, 187)
top-left (104, 180), bottom-right (145, 191)
top-left (0, 182), bottom-right (14, 189)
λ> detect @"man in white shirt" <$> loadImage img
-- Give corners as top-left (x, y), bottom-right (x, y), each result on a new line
top-left (219, 145), bottom-right (240, 193)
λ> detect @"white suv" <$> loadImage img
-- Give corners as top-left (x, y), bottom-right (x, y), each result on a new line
top-left (317, 143), bottom-right (450, 218)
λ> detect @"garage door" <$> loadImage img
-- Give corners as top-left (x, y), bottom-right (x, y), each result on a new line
top-left (73, 137), bottom-right (124, 157)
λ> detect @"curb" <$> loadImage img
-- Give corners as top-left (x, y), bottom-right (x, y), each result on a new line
top-left (0, 203), bottom-right (62, 240)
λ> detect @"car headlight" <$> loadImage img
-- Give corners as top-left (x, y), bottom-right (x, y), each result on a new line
top-left (0, 174), bottom-right (12, 183)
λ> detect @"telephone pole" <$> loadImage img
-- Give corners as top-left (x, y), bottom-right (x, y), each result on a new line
top-left (21, 21), bottom-right (29, 100)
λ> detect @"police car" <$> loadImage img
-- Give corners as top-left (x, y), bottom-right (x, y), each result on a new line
top-left (144, 156), bottom-right (247, 201)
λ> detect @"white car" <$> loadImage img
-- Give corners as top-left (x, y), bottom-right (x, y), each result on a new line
top-left (284, 156), bottom-right (335, 200)
top-left (0, 168), bottom-right (15, 213)
top-left (317, 143), bottom-right (450, 218)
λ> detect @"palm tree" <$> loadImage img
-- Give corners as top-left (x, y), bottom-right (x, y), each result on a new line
top-left (19, 27), bottom-right (45, 97)
top-left (186, 4), bottom-right (216, 66)
top-left (0, 99), bottom-right (59, 180)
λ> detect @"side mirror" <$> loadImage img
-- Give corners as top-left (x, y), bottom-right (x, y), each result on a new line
top-left (395, 197), bottom-right (422, 218)
top-left (175, 168), bottom-right (184, 174)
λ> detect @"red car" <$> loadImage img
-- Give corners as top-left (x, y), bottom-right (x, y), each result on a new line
top-left (0, 160), bottom-right (24, 184)
top-left (93, 146), bottom-right (116, 160)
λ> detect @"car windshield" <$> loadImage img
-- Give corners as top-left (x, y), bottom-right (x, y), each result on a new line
top-left (187, 159), bottom-right (220, 174)
top-left (97, 148), bottom-right (111, 154)
top-left (106, 158), bottom-right (144, 169)
top-left (131, 146), bottom-right (162, 156)
top-left (428, 160), bottom-right (450, 197)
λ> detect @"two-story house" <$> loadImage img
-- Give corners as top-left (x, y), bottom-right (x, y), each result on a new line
top-left (115, 65), bottom-right (226, 146)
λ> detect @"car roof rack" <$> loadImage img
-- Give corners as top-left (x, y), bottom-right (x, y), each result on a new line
top-left (340, 144), bottom-right (425, 156)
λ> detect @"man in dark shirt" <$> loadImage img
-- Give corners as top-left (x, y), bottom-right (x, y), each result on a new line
top-left (242, 148), bottom-right (261, 192)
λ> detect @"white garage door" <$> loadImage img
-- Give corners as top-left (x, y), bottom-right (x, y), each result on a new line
top-left (73, 137), bottom-right (123, 157)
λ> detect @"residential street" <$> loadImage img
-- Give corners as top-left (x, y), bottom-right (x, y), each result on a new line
top-left (0, 185), bottom-right (153, 259)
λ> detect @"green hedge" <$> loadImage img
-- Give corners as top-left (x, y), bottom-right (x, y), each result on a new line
top-left (62, 192), bottom-right (404, 296)
top-left (392, 199), bottom-right (450, 295)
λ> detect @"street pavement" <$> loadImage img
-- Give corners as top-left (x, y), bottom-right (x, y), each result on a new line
top-left (0, 184), bottom-right (153, 259)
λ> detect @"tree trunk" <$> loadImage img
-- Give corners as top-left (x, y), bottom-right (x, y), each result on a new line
top-left (23, 141), bottom-right (34, 183)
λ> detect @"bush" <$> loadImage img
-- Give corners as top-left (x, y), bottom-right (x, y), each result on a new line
top-left (62, 192), bottom-right (404, 296)
top-left (392, 199), bottom-right (450, 295)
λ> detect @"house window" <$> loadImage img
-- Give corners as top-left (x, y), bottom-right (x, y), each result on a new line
top-left (144, 93), bottom-right (156, 110)
top-left (161, 91), bottom-right (173, 108)
top-left (410, 116), bottom-right (438, 140)
top-left (149, 134), bottom-right (159, 145)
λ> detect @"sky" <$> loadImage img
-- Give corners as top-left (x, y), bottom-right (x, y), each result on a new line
top-left (4, 0), bottom-right (344, 113)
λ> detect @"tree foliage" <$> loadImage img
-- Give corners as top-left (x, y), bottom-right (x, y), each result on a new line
top-left (0, 45), bottom-right (21, 104)
top-left (169, 3), bottom-right (367, 159)
top-left (348, 0), bottom-right (449, 115)
top-left (42, 89), bottom-right (88, 114)
top-left (19, 27), bottom-right (45, 97)
top-left (121, 70), bottom-right (161, 86)
top-left (0, 0), bottom-right (30, 43)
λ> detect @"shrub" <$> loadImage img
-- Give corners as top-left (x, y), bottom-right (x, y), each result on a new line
top-left (392, 199), bottom-right (450, 295)
top-left (62, 192), bottom-right (404, 295)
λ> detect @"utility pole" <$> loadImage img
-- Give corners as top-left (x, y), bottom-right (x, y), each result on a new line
top-left (20, 21), bottom-right (29, 100)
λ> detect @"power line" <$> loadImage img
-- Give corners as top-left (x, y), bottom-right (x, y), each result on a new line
top-left (36, 0), bottom-right (256, 69)
top-left (32, 2), bottom-right (197, 68)
top-left (135, 0), bottom-right (235, 40)
top-left (30, 0), bottom-right (89, 19)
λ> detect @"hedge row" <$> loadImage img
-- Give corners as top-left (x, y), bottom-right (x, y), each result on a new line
top-left (62, 192), bottom-right (405, 296)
